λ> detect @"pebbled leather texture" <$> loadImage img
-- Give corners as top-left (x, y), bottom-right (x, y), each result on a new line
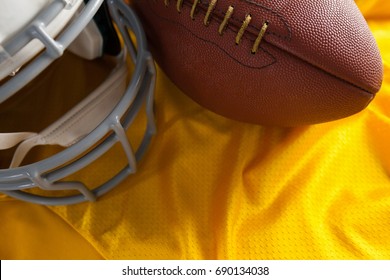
top-left (133, 0), bottom-right (383, 126)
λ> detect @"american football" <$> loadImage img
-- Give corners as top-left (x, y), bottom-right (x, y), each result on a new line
top-left (133, 0), bottom-right (383, 126)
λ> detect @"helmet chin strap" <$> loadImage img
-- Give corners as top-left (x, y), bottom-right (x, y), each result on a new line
top-left (68, 1), bottom-right (104, 60)
top-left (0, 51), bottom-right (128, 168)
top-left (67, 15), bottom-right (104, 60)
top-left (68, 0), bottom-right (122, 60)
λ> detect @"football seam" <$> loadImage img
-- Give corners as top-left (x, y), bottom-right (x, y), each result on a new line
top-left (147, 1), bottom-right (278, 69)
top-left (228, 0), bottom-right (292, 41)
top-left (168, 0), bottom-right (292, 43)
top-left (228, 0), bottom-right (376, 95)
top-left (147, 0), bottom-right (374, 95)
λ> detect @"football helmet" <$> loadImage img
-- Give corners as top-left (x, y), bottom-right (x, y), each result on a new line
top-left (0, 0), bottom-right (156, 205)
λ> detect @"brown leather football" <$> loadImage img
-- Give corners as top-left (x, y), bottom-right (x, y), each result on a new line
top-left (133, 0), bottom-right (383, 126)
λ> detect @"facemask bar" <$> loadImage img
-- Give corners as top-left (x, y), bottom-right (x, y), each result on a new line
top-left (0, 0), bottom-right (101, 103)
top-left (0, 0), bottom-right (156, 205)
